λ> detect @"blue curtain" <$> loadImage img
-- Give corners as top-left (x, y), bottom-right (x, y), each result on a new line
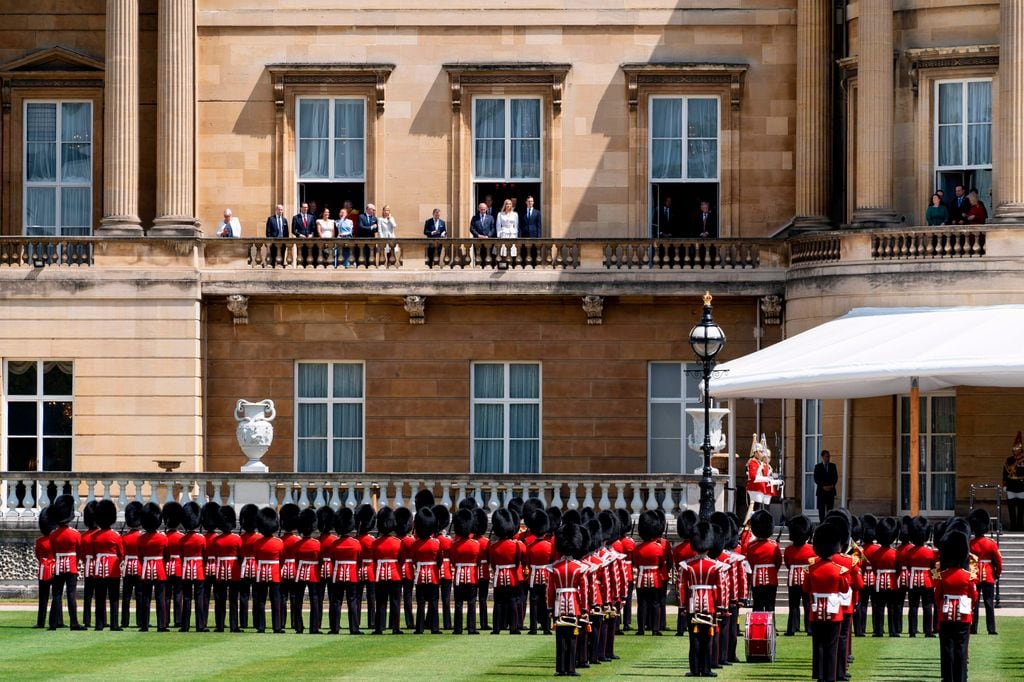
top-left (651, 98), bottom-right (682, 179)
top-left (967, 81), bottom-right (992, 166)
top-left (687, 98), bottom-right (718, 179)
top-left (298, 99), bottom-right (329, 178)
top-left (510, 99), bottom-right (540, 179)
top-left (334, 99), bottom-right (365, 179)
top-left (938, 83), bottom-right (963, 167)
top-left (474, 99), bottom-right (505, 178)
top-left (60, 102), bottom-right (92, 183)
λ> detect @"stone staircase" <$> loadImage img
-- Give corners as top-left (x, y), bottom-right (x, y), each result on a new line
top-left (996, 531), bottom-right (1024, 608)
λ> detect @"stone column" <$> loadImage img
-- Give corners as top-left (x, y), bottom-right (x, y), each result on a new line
top-left (851, 0), bottom-right (899, 227)
top-left (992, 0), bottom-right (1024, 223)
top-left (97, 0), bottom-right (143, 235)
top-left (793, 0), bottom-right (832, 230)
top-left (151, 0), bottom-right (199, 236)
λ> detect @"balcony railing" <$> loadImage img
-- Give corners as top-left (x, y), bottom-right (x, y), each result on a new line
top-left (0, 472), bottom-right (725, 524)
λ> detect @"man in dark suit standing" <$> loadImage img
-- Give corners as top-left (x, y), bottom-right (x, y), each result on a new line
top-left (693, 200), bottom-right (717, 239)
top-left (265, 204), bottom-right (289, 266)
top-left (357, 203), bottom-right (379, 238)
top-left (652, 196), bottom-right (678, 238)
top-left (291, 202), bottom-right (315, 238)
top-left (470, 202), bottom-right (496, 264)
top-left (948, 185), bottom-right (970, 225)
top-left (423, 208), bottom-right (447, 238)
top-left (521, 196), bottom-right (542, 239)
top-left (813, 450), bottom-right (839, 522)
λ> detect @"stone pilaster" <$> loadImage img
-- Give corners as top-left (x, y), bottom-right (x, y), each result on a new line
top-left (151, 0), bottom-right (199, 236)
top-left (793, 0), bottom-right (832, 231)
top-left (851, 0), bottom-right (899, 227)
top-left (97, 0), bottom-right (142, 235)
top-left (992, 0), bottom-right (1024, 223)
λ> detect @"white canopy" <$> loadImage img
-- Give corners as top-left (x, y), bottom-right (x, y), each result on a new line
top-left (710, 305), bottom-right (1024, 399)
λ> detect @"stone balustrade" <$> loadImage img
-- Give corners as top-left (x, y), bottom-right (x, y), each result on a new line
top-left (871, 230), bottom-right (985, 260)
top-left (0, 472), bottom-right (726, 527)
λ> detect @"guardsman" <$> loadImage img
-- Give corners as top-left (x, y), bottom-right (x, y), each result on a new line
top-left (48, 495), bottom-right (84, 630)
top-left (372, 506), bottom-right (404, 634)
top-left (598, 510), bottom-right (625, 662)
top-left (411, 507), bottom-right (442, 634)
top-left (199, 501), bottom-right (221, 630)
top-left (434, 504), bottom-right (455, 631)
top-left (237, 504), bottom-right (261, 631)
top-left (867, 516), bottom-right (900, 637)
top-left (631, 510), bottom-right (665, 636)
top-left (746, 509), bottom-right (783, 612)
top-left (253, 507), bottom-right (284, 634)
top-left (672, 510), bottom-right (698, 636)
top-left (79, 501), bottom-right (98, 629)
top-left (355, 504), bottom-right (378, 632)
top-left (855, 514), bottom-right (879, 637)
top-left (178, 501), bottom-right (208, 632)
top-left (826, 511), bottom-right (863, 681)
top-left (329, 507), bottom-right (363, 634)
top-left (905, 516), bottom-right (937, 638)
top-left (967, 508), bottom-right (1002, 635)
top-left (804, 519), bottom-right (851, 682)
top-left (525, 509), bottom-right (554, 635)
top-left (784, 514), bottom-right (816, 636)
top-left (934, 529), bottom-right (977, 682)
top-left (895, 515), bottom-right (914, 635)
top-left (34, 508), bottom-right (57, 629)
top-left (1004, 431), bottom-right (1024, 531)
top-left (211, 505), bottom-right (243, 632)
top-left (92, 499), bottom-right (123, 631)
top-left (316, 507), bottom-right (338, 633)
top-left (162, 502), bottom-right (185, 629)
top-left (450, 508), bottom-right (480, 634)
top-left (473, 507), bottom-right (492, 631)
top-left (397, 507), bottom-right (416, 631)
top-left (680, 520), bottom-right (726, 678)
top-left (615, 508), bottom-right (636, 633)
top-left (278, 503), bottom-right (300, 630)
top-left (292, 508), bottom-right (321, 634)
top-left (136, 503), bottom-right (169, 631)
top-left (489, 507), bottom-right (524, 634)
top-left (120, 500), bottom-right (144, 628)
top-left (548, 522), bottom-right (588, 677)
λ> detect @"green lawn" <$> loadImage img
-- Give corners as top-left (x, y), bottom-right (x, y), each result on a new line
top-left (0, 611), bottom-right (1020, 681)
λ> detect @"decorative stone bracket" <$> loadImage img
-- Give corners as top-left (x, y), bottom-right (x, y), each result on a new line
top-left (760, 295), bottom-right (783, 326)
top-left (582, 295), bottom-right (604, 325)
top-left (443, 62), bottom-right (571, 115)
top-left (404, 295), bottom-right (426, 324)
top-left (621, 62), bottom-right (747, 112)
top-left (268, 63), bottom-right (395, 115)
top-left (227, 294), bottom-right (249, 325)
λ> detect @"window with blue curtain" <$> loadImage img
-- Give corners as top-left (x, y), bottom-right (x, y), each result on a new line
top-left (473, 98), bottom-right (542, 181)
top-left (647, 362), bottom-right (702, 473)
top-left (24, 101), bottom-right (92, 236)
top-left (649, 96), bottom-right (718, 181)
top-left (472, 363), bottom-right (541, 473)
top-left (297, 97), bottom-right (365, 181)
top-left (296, 362), bottom-right (364, 472)
top-left (937, 80), bottom-right (992, 170)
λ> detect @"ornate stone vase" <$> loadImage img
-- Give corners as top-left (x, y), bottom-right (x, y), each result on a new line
top-left (235, 399), bottom-right (276, 472)
top-left (686, 407), bottom-right (730, 474)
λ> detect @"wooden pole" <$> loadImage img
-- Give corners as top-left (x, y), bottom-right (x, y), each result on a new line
top-left (909, 377), bottom-right (920, 515)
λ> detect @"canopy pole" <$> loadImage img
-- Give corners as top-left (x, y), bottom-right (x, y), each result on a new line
top-left (841, 399), bottom-right (850, 509)
top-left (910, 377), bottom-right (921, 515)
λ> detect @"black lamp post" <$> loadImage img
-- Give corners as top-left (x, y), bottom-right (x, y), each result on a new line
top-left (688, 291), bottom-right (726, 521)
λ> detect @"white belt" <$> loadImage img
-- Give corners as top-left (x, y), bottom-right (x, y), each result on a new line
top-left (455, 562), bottom-right (476, 569)
top-left (495, 564), bottom-right (515, 570)
top-left (170, 554), bottom-right (181, 561)
top-left (297, 560), bottom-right (317, 567)
top-left (877, 569), bottom-right (896, 574)
top-left (555, 588), bottom-right (577, 594)
top-left (980, 559), bottom-right (992, 564)
top-left (96, 552), bottom-right (117, 560)
top-left (753, 564), bottom-right (775, 572)
top-left (335, 560), bottom-right (357, 566)
top-left (813, 592), bottom-right (841, 614)
top-left (217, 557), bottom-right (237, 563)
top-left (529, 564), bottom-right (551, 587)
top-left (944, 594), bottom-right (972, 616)
top-left (911, 567), bottom-right (929, 573)
top-left (258, 560), bottom-right (278, 566)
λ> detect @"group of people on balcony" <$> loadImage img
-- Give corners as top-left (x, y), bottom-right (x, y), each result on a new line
top-left (652, 197), bottom-right (718, 239)
top-left (926, 185), bottom-right (987, 226)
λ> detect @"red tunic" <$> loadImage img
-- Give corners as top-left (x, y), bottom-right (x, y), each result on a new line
top-left (934, 567), bottom-right (978, 624)
top-left (137, 531), bottom-right (169, 581)
top-left (615, 537), bottom-right (634, 584)
top-left (488, 538), bottom-right (523, 588)
top-left (400, 535), bottom-right (416, 582)
top-left (122, 529), bottom-right (141, 577)
top-left (969, 537), bottom-right (1002, 584)
top-left (203, 531), bottom-right (219, 578)
top-left (437, 533), bottom-right (453, 581)
top-left (165, 529), bottom-right (184, 579)
top-left (896, 543), bottom-right (914, 589)
top-left (372, 535), bottom-right (403, 582)
top-left (358, 533), bottom-right (376, 582)
top-left (35, 535), bottom-right (55, 582)
top-left (476, 536), bottom-right (491, 583)
top-left (294, 537), bottom-right (321, 583)
top-left (410, 537), bottom-right (441, 585)
top-left (903, 544), bottom-right (937, 589)
top-left (450, 537), bottom-right (480, 586)
top-left (210, 532), bottom-right (243, 582)
top-left (745, 538), bottom-right (783, 587)
top-left (254, 536), bottom-right (284, 583)
top-left (547, 558), bottom-right (588, 618)
top-left (80, 528), bottom-right (97, 579)
top-left (672, 540), bottom-right (697, 580)
top-left (680, 556), bottom-right (724, 616)
top-left (180, 531), bottom-right (207, 581)
top-left (319, 533), bottom-right (339, 582)
top-left (831, 553), bottom-right (863, 614)
top-left (91, 529), bottom-right (124, 579)
top-left (859, 541), bottom-right (878, 589)
top-left (632, 539), bottom-right (666, 589)
top-left (725, 550), bottom-right (750, 603)
top-left (783, 543), bottom-right (816, 588)
top-left (803, 558), bottom-right (851, 622)
top-left (281, 532), bottom-right (300, 581)
top-left (525, 535), bottom-right (554, 588)
top-left (746, 458), bottom-right (766, 495)
top-left (49, 526), bottom-right (81, 575)
top-left (868, 545), bottom-right (899, 591)
top-left (330, 536), bottom-right (362, 582)
top-left (240, 530), bottom-right (261, 580)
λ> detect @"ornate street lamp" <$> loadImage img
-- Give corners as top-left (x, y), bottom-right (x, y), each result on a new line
top-left (688, 291), bottom-right (726, 520)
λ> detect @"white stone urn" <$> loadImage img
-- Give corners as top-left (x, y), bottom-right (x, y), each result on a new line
top-left (235, 399), bottom-right (276, 473)
top-left (686, 407), bottom-right (730, 474)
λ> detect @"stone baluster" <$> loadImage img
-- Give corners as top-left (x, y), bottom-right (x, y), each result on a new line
top-left (661, 487), bottom-right (675, 516)
top-left (598, 483), bottom-right (611, 511)
top-left (345, 482), bottom-right (356, 509)
top-left (85, 479), bottom-right (96, 506)
top-left (551, 485), bottom-right (564, 510)
top-left (38, 481), bottom-right (52, 509)
top-left (455, 482), bottom-right (467, 507)
top-left (147, 481), bottom-right (158, 505)
top-left (566, 484), bottom-right (579, 511)
top-left (614, 482), bottom-right (627, 510)
top-left (7, 480), bottom-right (21, 516)
top-left (68, 479), bottom-right (80, 512)
top-left (313, 483), bottom-right (326, 509)
top-left (330, 484), bottom-right (342, 511)
top-left (992, 0), bottom-right (1024, 222)
top-left (487, 483), bottom-right (500, 512)
top-left (101, 480), bottom-right (113, 501)
top-left (630, 485), bottom-right (644, 514)
top-left (360, 483), bottom-right (373, 508)
top-left (0, 480), bottom-right (8, 516)
top-left (211, 482), bottom-right (222, 506)
top-left (440, 482), bottom-right (453, 509)
top-left (23, 481), bottom-right (36, 516)
top-left (133, 479), bottom-right (145, 503)
top-left (645, 482), bottom-right (659, 511)
top-left (392, 481), bottom-right (405, 509)
top-left (378, 482), bottom-right (389, 509)
top-left (535, 483), bottom-right (547, 508)
top-left (163, 481), bottom-right (174, 504)
top-left (298, 484), bottom-right (310, 510)
top-left (267, 484), bottom-right (278, 508)
top-left (473, 486), bottom-right (485, 509)
top-left (181, 480), bottom-right (192, 505)
top-left (582, 483), bottom-right (596, 510)
top-left (226, 481), bottom-right (235, 508)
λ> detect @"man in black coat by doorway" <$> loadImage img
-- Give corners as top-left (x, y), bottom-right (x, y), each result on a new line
top-left (813, 450), bottom-right (839, 522)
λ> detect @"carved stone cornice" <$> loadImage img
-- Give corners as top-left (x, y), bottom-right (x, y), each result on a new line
top-left (0, 46), bottom-right (105, 111)
top-left (906, 45), bottom-right (999, 94)
top-left (443, 63), bottom-right (572, 114)
top-left (621, 63), bottom-right (748, 112)
top-left (266, 63), bottom-right (395, 114)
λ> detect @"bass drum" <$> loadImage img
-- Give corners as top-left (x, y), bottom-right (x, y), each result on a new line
top-left (744, 611), bottom-right (776, 662)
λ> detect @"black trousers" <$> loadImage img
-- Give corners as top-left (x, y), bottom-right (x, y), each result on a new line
top-left (94, 578), bottom-right (120, 629)
top-left (908, 586), bottom-right (934, 636)
top-left (723, 603), bottom-right (740, 664)
top-left (622, 581), bottom-right (634, 630)
top-left (253, 581), bottom-right (283, 633)
top-left (689, 622), bottom-right (714, 675)
top-left (440, 579), bottom-right (453, 630)
top-left (635, 587), bottom-right (659, 634)
top-left (280, 580), bottom-right (293, 630)
top-left (971, 582), bottom-right (997, 634)
top-left (200, 577), bottom-right (215, 630)
top-left (1008, 498), bottom-right (1023, 531)
top-left (402, 580), bottom-right (415, 630)
top-left (872, 589), bottom-right (901, 636)
top-left (836, 614), bottom-right (851, 679)
top-left (329, 581), bottom-right (361, 633)
top-left (83, 576), bottom-right (95, 627)
top-left (120, 575), bottom-right (140, 627)
top-left (214, 581), bottom-right (240, 632)
top-left (238, 578), bottom-right (253, 629)
top-left (36, 579), bottom-right (52, 628)
top-left (894, 589), bottom-right (907, 634)
top-left (752, 585), bottom-right (778, 612)
top-left (491, 586), bottom-right (519, 634)
top-left (137, 580), bottom-right (167, 630)
top-left (180, 579), bottom-right (207, 631)
top-left (49, 573), bottom-right (80, 629)
top-left (415, 583), bottom-right (440, 633)
top-left (291, 580), bottom-right (322, 633)
top-left (816, 497), bottom-right (835, 523)
top-left (453, 583), bottom-right (478, 633)
top-left (374, 580), bottom-right (401, 633)
top-left (855, 586), bottom-right (872, 636)
top-left (939, 621), bottom-right (970, 682)
top-left (478, 580), bottom-right (490, 629)
top-left (555, 624), bottom-right (578, 675)
top-left (528, 584), bottom-right (551, 634)
top-left (166, 577), bottom-right (183, 628)
top-left (786, 585), bottom-right (811, 634)
top-left (357, 582), bottom-right (377, 631)
top-left (811, 620), bottom-right (841, 682)
top-left (589, 613), bottom-right (605, 663)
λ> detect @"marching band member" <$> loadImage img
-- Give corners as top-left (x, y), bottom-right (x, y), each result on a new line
top-left (198, 501), bottom-right (221, 631)
top-left (34, 508), bottom-right (57, 629)
top-left (120, 501), bottom-right (144, 629)
top-left (1004, 431), bottom-right (1024, 531)
top-left (292, 508), bottom-right (321, 634)
top-left (278, 503), bottom-right (300, 631)
top-left (895, 515), bottom-right (914, 636)
top-left (161, 502), bottom-right (185, 629)
top-left (315, 507), bottom-right (338, 632)
top-left (525, 509), bottom-right (554, 636)
top-left (329, 507), bottom-right (363, 635)
top-left (237, 504), bottom-right (262, 631)
top-left (631, 510), bottom-right (666, 636)
top-left (934, 529), bottom-right (977, 682)
top-left (746, 510), bottom-right (783, 612)
top-left (680, 520), bottom-right (726, 678)
top-left (252, 507), bottom-right (284, 634)
top-left (211, 505), bottom-right (243, 633)
top-left (673, 510), bottom-right (698, 636)
top-left (397, 507), bottom-right (416, 631)
top-left (450, 508), bottom-right (481, 635)
top-left (48, 495), bottom-right (84, 631)
top-left (968, 508), bottom-right (1002, 635)
top-left (826, 511), bottom-right (862, 681)
top-left (583, 519), bottom-right (606, 666)
top-left (79, 501), bottom-right (98, 630)
top-left (489, 508), bottom-right (524, 635)
top-left (614, 508), bottom-right (635, 633)
top-left (854, 514), bottom-right (878, 637)
top-left (598, 511), bottom-right (625, 662)
top-left (411, 507), bottom-right (442, 634)
top-left (136, 503), bottom-right (169, 632)
top-left (783, 514), bottom-right (815, 636)
top-left (434, 504), bottom-right (455, 631)
top-left (804, 519), bottom-right (851, 682)
top-left (372, 506), bottom-right (404, 635)
top-left (548, 522), bottom-right (588, 677)
top-left (355, 504), bottom-right (378, 632)
top-left (178, 502), bottom-right (208, 632)
top-left (905, 516), bottom-right (937, 638)
top-left (867, 516), bottom-right (900, 637)
top-left (91, 500), bottom-right (123, 631)
top-left (473, 506), bottom-right (492, 631)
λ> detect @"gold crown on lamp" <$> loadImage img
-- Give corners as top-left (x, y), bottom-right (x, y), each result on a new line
top-left (703, 291), bottom-right (713, 306)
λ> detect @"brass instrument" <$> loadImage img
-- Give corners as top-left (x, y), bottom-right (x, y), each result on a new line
top-left (691, 611), bottom-right (715, 627)
top-left (847, 539), bottom-right (868, 566)
top-left (968, 552), bottom-right (980, 582)
top-left (931, 559), bottom-right (942, 582)
top-left (555, 615), bottom-right (582, 628)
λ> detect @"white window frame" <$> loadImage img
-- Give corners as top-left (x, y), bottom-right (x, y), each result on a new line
top-left (648, 95), bottom-right (721, 183)
top-left (802, 399), bottom-right (823, 511)
top-left (470, 361), bottom-right (542, 474)
top-left (898, 392), bottom-right (956, 515)
top-left (471, 96), bottom-right (543, 182)
top-left (2, 360), bottom-right (74, 472)
top-left (23, 100), bottom-right (93, 236)
top-left (293, 361), bottom-right (365, 473)
top-left (295, 96), bottom-right (367, 183)
top-left (934, 78), bottom-right (993, 172)
top-left (647, 362), bottom-right (703, 474)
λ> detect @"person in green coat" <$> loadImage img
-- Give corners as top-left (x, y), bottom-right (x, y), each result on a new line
top-left (926, 193), bottom-right (949, 225)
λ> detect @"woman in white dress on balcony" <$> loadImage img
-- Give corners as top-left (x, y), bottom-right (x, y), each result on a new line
top-left (378, 205), bottom-right (397, 239)
top-left (495, 199), bottom-right (519, 259)
top-left (315, 207), bottom-right (336, 266)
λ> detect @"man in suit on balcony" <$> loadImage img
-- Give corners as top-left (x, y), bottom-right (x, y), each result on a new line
top-left (653, 196), bottom-right (678, 238)
top-left (358, 204), bottom-right (380, 239)
top-left (291, 203), bottom-right (315, 238)
top-left (470, 203), bottom-right (496, 264)
top-left (521, 196), bottom-right (542, 239)
top-left (266, 205), bottom-right (289, 239)
top-left (692, 200), bottom-right (717, 239)
top-left (424, 208), bottom-right (447, 238)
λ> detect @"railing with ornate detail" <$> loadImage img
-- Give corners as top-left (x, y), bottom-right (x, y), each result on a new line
top-left (0, 238), bottom-right (93, 267)
top-left (790, 234), bottom-right (841, 264)
top-left (871, 229), bottom-right (985, 260)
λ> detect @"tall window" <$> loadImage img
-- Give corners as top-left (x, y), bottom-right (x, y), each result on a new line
top-left (4, 361), bottom-right (73, 472)
top-left (899, 394), bottom-right (956, 513)
top-left (649, 96), bottom-right (719, 237)
top-left (472, 97), bottom-right (542, 212)
top-left (24, 101), bottom-right (92, 236)
top-left (295, 362), bottom-right (364, 472)
top-left (935, 79), bottom-right (992, 208)
top-left (296, 97), bottom-right (366, 213)
top-left (802, 400), bottom-right (823, 511)
top-left (648, 362), bottom-right (702, 473)
top-left (471, 363), bottom-right (541, 473)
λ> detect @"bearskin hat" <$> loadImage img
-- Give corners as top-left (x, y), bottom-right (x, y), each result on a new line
top-left (522, 497), bottom-right (545, 518)
top-left (909, 515), bottom-right (931, 546)
top-left (458, 497), bottom-right (478, 511)
top-left (561, 509), bottom-right (581, 527)
top-left (50, 494), bottom-right (76, 526)
top-left (711, 512), bottom-right (736, 548)
top-left (898, 515), bottom-right (913, 543)
top-left (676, 509), bottom-right (698, 542)
top-left (162, 501), bottom-right (183, 531)
top-left (334, 507), bottom-right (355, 536)
top-left (750, 510), bottom-right (774, 540)
top-left (316, 506), bottom-right (336, 535)
top-left (638, 510), bottom-right (663, 541)
top-left (508, 508), bottom-right (521, 533)
top-left (825, 510), bottom-right (851, 549)
top-left (860, 514), bottom-right (878, 544)
top-left (355, 504), bottom-right (377, 535)
top-left (414, 488), bottom-right (436, 511)
top-left (219, 504), bottom-right (237, 533)
top-left (38, 506), bottom-right (57, 536)
top-left (414, 507), bottom-right (436, 540)
top-left (141, 502), bottom-right (163, 532)
top-left (555, 522), bottom-right (584, 559)
top-left (580, 506), bottom-right (596, 527)
top-left (472, 507), bottom-right (489, 537)
top-left (577, 525), bottom-right (592, 560)
top-left (199, 501), bottom-right (220, 533)
top-left (432, 504), bottom-right (452, 534)
top-left (279, 503), bottom-right (300, 533)
top-left (492, 508), bottom-right (516, 539)
top-left (599, 510), bottom-right (619, 545)
top-left (395, 507), bottom-right (413, 537)
top-left (813, 519), bottom-right (844, 560)
top-left (968, 508), bottom-right (991, 536)
top-left (297, 508), bottom-right (317, 537)
top-left (257, 507), bottom-right (280, 537)
top-left (376, 506), bottom-right (396, 536)
top-left (787, 514), bottom-right (812, 547)
top-left (547, 506), bottom-right (563, 532)
top-left (707, 520), bottom-right (727, 558)
top-left (181, 502), bottom-right (202, 532)
top-left (939, 529), bottom-right (970, 570)
top-left (507, 496), bottom-right (524, 518)
top-left (655, 509), bottom-right (668, 533)
top-left (525, 509), bottom-right (549, 537)
top-left (82, 500), bottom-right (98, 530)
top-left (945, 516), bottom-right (970, 537)
top-left (239, 504), bottom-right (259, 533)
top-left (616, 508), bottom-right (633, 537)
top-left (875, 517), bottom-right (898, 547)
top-left (586, 519), bottom-right (603, 552)
top-left (95, 499), bottom-right (117, 530)
top-left (850, 515), bottom-right (863, 544)
top-left (690, 520), bottom-right (715, 555)
top-left (453, 508), bottom-right (475, 538)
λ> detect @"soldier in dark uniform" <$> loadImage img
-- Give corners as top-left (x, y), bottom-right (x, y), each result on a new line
top-left (1005, 431), bottom-right (1024, 531)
